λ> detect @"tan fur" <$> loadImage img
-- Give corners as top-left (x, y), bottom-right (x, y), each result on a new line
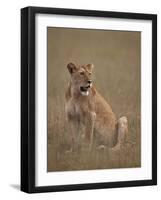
top-left (65, 62), bottom-right (128, 151)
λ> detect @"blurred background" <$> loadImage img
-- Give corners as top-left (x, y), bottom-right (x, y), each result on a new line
top-left (47, 27), bottom-right (141, 172)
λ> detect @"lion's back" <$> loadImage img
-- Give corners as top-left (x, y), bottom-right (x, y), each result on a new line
top-left (94, 89), bottom-right (116, 130)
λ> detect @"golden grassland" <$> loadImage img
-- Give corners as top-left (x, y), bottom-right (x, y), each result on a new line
top-left (47, 28), bottom-right (141, 172)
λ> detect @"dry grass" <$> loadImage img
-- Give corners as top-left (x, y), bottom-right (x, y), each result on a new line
top-left (47, 28), bottom-right (141, 172)
top-left (47, 97), bottom-right (141, 171)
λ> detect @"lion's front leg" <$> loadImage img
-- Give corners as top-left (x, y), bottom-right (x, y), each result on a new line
top-left (67, 118), bottom-right (81, 152)
top-left (84, 112), bottom-right (96, 150)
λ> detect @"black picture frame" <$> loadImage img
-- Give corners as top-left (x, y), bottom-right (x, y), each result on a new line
top-left (21, 6), bottom-right (157, 193)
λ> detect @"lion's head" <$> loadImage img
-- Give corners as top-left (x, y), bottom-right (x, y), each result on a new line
top-left (67, 62), bottom-right (94, 96)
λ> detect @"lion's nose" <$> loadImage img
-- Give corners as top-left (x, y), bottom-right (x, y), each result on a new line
top-left (88, 80), bottom-right (92, 84)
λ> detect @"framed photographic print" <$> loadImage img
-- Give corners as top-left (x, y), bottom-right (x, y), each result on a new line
top-left (21, 6), bottom-right (157, 193)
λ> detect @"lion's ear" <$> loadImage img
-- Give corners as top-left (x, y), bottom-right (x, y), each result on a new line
top-left (86, 64), bottom-right (94, 72)
top-left (67, 62), bottom-right (77, 74)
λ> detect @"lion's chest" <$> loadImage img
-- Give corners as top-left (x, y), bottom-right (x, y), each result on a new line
top-left (66, 100), bottom-right (82, 120)
top-left (66, 99), bottom-right (90, 121)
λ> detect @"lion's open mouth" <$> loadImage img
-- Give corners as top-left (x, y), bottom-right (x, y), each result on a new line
top-left (80, 85), bottom-right (90, 92)
top-left (80, 84), bottom-right (91, 96)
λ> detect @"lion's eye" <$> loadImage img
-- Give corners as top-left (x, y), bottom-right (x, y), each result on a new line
top-left (80, 72), bottom-right (84, 75)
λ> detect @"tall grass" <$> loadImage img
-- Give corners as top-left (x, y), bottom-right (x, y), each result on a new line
top-left (47, 28), bottom-right (141, 172)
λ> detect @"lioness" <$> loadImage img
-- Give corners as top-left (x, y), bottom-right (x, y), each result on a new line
top-left (65, 62), bottom-right (128, 151)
